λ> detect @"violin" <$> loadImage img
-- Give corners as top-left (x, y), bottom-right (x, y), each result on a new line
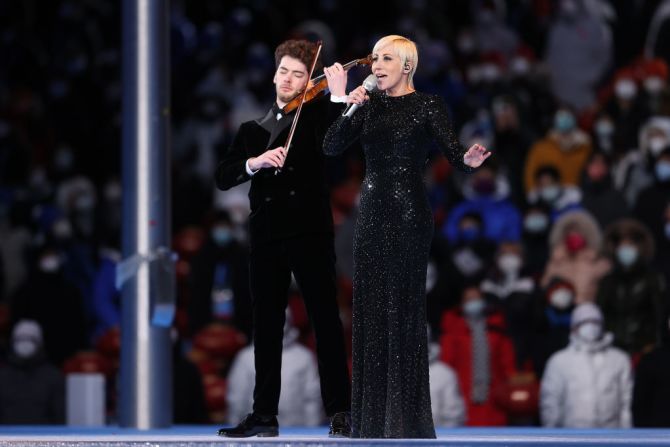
top-left (276, 41), bottom-right (325, 174)
top-left (282, 54), bottom-right (373, 114)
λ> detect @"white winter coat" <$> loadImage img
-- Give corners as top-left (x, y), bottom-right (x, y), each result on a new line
top-left (429, 360), bottom-right (465, 427)
top-left (540, 333), bottom-right (632, 428)
top-left (226, 329), bottom-right (323, 426)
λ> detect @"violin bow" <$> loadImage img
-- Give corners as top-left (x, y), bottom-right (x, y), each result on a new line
top-left (276, 40), bottom-right (323, 175)
top-left (309, 54), bottom-right (372, 84)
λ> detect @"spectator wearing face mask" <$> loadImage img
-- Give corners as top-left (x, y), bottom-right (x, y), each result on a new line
top-left (440, 285), bottom-right (516, 426)
top-left (541, 210), bottom-right (611, 304)
top-left (0, 320), bottom-right (65, 424)
top-left (442, 162), bottom-right (522, 244)
top-left (188, 209), bottom-right (251, 337)
top-left (638, 59), bottom-right (669, 115)
top-left (540, 303), bottom-right (632, 428)
top-left (10, 245), bottom-right (88, 366)
top-left (531, 278), bottom-right (577, 377)
top-left (613, 116), bottom-right (670, 207)
top-left (427, 329), bottom-right (465, 428)
top-left (490, 95), bottom-right (535, 208)
top-left (604, 68), bottom-right (651, 154)
top-left (521, 204), bottom-right (553, 277)
top-left (54, 178), bottom-right (99, 312)
top-left (524, 108), bottom-right (593, 197)
top-left (442, 213), bottom-right (497, 305)
top-left (591, 114), bottom-right (616, 155)
top-left (597, 219), bottom-right (666, 358)
top-left (632, 312), bottom-right (670, 427)
top-left (580, 151), bottom-right (629, 230)
top-left (633, 147), bottom-right (670, 259)
top-left (481, 242), bottom-right (536, 368)
top-left (527, 165), bottom-right (582, 221)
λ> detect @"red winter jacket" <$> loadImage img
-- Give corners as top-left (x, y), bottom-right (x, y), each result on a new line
top-left (440, 309), bottom-right (516, 426)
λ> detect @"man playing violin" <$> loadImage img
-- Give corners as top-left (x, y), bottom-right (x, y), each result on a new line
top-left (216, 39), bottom-right (352, 438)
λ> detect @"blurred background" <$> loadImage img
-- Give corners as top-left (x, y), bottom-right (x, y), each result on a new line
top-left (0, 0), bottom-right (669, 429)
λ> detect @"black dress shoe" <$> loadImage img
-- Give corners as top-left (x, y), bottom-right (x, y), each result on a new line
top-left (217, 413), bottom-right (279, 438)
top-left (328, 411), bottom-right (351, 438)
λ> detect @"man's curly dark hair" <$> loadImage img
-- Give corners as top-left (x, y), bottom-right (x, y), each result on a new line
top-left (274, 39), bottom-right (323, 72)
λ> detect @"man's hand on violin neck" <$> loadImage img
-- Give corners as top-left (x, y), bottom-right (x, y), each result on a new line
top-left (323, 62), bottom-right (347, 97)
top-left (249, 147), bottom-right (287, 170)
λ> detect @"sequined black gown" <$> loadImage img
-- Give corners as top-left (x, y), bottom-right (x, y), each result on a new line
top-left (324, 91), bottom-right (471, 438)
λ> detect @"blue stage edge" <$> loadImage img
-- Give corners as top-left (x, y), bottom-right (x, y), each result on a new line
top-left (0, 426), bottom-right (669, 447)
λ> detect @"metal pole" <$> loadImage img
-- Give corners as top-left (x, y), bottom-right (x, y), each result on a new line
top-left (119, 0), bottom-right (174, 429)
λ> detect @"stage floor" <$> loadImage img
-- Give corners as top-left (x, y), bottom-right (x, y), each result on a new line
top-left (0, 426), bottom-right (669, 446)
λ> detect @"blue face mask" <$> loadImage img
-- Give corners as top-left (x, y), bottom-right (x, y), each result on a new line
top-left (616, 245), bottom-right (638, 268)
top-left (525, 213), bottom-right (549, 233)
top-left (463, 298), bottom-right (485, 316)
top-left (655, 161), bottom-right (670, 182)
top-left (554, 111), bottom-right (576, 133)
top-left (212, 227), bottom-right (233, 246)
top-left (539, 185), bottom-right (562, 203)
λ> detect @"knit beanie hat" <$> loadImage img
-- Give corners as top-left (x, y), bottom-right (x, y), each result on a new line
top-left (570, 303), bottom-right (603, 328)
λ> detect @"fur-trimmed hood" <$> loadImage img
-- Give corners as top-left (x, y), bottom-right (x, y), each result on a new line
top-left (602, 218), bottom-right (655, 263)
top-left (638, 116), bottom-right (670, 157)
top-left (549, 209), bottom-right (603, 251)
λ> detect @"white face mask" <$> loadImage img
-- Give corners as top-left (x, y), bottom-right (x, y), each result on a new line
top-left (649, 136), bottom-right (669, 157)
top-left (39, 255), bottom-right (61, 273)
top-left (452, 248), bottom-right (483, 276)
top-left (616, 245), bottom-right (639, 268)
top-left (463, 298), bottom-right (485, 316)
top-left (480, 63), bottom-right (501, 83)
top-left (595, 119), bottom-right (614, 138)
top-left (52, 218), bottom-right (73, 239)
top-left (540, 185), bottom-right (561, 203)
top-left (524, 213), bottom-right (549, 233)
top-left (550, 288), bottom-right (574, 310)
top-left (510, 57), bottom-right (530, 76)
top-left (615, 79), bottom-right (637, 100)
top-left (576, 322), bottom-right (602, 342)
top-left (13, 339), bottom-right (38, 358)
top-left (643, 76), bottom-right (665, 95)
top-left (497, 254), bottom-right (522, 275)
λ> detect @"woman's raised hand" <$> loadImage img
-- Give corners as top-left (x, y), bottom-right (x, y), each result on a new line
top-left (463, 143), bottom-right (491, 168)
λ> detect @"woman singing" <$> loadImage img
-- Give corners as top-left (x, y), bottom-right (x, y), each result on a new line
top-left (323, 35), bottom-right (490, 438)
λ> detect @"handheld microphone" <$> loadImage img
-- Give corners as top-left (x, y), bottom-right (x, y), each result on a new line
top-left (342, 74), bottom-right (377, 118)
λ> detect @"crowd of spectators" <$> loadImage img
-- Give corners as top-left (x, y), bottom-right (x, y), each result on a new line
top-left (0, 0), bottom-right (669, 427)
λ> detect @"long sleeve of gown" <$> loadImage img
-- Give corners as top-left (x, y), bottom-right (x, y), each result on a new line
top-left (425, 96), bottom-right (473, 173)
top-left (323, 104), bottom-right (366, 156)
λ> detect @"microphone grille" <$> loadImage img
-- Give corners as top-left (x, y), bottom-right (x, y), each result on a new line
top-left (363, 74), bottom-right (378, 92)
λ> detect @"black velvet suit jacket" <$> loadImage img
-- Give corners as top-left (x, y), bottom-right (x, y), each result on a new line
top-left (215, 96), bottom-right (344, 248)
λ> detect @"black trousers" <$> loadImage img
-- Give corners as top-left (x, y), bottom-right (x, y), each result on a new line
top-left (249, 233), bottom-right (351, 417)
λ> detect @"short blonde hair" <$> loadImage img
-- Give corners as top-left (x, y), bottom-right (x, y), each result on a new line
top-left (372, 35), bottom-right (418, 87)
